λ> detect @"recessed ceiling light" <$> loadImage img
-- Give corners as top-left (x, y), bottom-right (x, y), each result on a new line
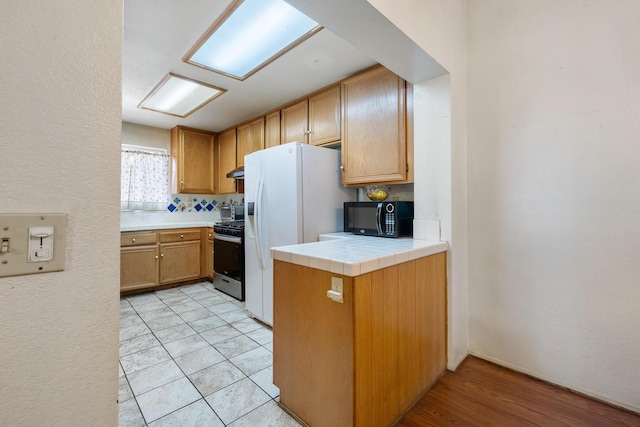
top-left (183, 0), bottom-right (322, 81)
top-left (138, 73), bottom-right (226, 118)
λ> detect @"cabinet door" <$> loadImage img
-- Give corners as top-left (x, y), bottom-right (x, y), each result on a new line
top-left (237, 118), bottom-right (264, 166)
top-left (341, 67), bottom-right (408, 185)
top-left (248, 117), bottom-right (264, 154)
top-left (120, 245), bottom-right (159, 292)
top-left (281, 100), bottom-right (308, 144)
top-left (236, 123), bottom-right (249, 167)
top-left (159, 241), bottom-right (201, 285)
top-left (308, 85), bottom-right (341, 146)
top-left (215, 128), bottom-right (237, 194)
top-left (171, 126), bottom-right (216, 194)
top-left (265, 111), bottom-right (281, 149)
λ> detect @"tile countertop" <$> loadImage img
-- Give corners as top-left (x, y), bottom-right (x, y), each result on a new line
top-left (121, 222), bottom-right (216, 232)
top-left (270, 232), bottom-right (448, 277)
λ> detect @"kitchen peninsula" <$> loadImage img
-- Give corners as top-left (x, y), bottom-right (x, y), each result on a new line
top-left (271, 234), bottom-right (448, 427)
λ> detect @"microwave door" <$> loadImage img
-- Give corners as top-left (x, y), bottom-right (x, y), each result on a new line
top-left (376, 203), bottom-right (383, 235)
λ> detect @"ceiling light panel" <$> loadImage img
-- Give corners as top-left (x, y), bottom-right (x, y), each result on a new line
top-left (138, 73), bottom-right (226, 118)
top-left (184, 0), bottom-right (322, 80)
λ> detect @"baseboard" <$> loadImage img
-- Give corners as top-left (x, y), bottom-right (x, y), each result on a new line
top-left (469, 351), bottom-right (640, 416)
top-left (447, 350), bottom-right (469, 372)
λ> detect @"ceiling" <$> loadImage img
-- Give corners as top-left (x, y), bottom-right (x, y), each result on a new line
top-left (122, 0), bottom-right (378, 133)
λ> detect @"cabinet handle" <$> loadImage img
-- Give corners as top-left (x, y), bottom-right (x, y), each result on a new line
top-left (160, 253), bottom-right (164, 257)
top-left (155, 255), bottom-right (158, 259)
top-left (180, 180), bottom-right (184, 189)
top-left (340, 165), bottom-right (344, 171)
top-left (132, 238), bottom-right (136, 243)
top-left (209, 234), bottom-right (212, 237)
top-left (180, 234), bottom-right (184, 238)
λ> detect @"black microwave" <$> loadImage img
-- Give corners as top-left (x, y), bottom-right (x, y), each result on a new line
top-left (344, 201), bottom-right (414, 238)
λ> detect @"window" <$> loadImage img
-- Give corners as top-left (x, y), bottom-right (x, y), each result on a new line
top-left (121, 145), bottom-right (170, 211)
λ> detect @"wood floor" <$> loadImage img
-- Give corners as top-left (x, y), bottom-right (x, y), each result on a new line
top-left (398, 356), bottom-right (640, 427)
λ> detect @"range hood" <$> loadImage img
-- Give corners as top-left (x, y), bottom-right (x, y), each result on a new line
top-left (226, 166), bottom-right (244, 179)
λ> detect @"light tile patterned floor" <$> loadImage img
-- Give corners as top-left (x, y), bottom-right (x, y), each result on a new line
top-left (119, 282), bottom-right (301, 427)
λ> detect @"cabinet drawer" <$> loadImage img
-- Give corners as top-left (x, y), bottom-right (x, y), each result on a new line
top-left (159, 229), bottom-right (201, 243)
top-left (121, 231), bottom-right (158, 247)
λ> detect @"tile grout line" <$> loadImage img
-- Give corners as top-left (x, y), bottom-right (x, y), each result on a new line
top-left (120, 282), bottom-right (279, 426)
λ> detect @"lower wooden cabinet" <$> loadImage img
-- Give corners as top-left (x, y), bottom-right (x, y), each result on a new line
top-left (159, 240), bottom-right (201, 285)
top-left (120, 245), bottom-right (159, 292)
top-left (120, 231), bottom-right (160, 293)
top-left (120, 227), bottom-right (208, 294)
top-left (273, 251), bottom-right (447, 427)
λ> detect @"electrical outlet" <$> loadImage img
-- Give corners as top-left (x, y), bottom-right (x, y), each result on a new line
top-left (331, 276), bottom-right (343, 293)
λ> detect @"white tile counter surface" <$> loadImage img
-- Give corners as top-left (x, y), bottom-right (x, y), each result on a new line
top-left (120, 210), bottom-right (222, 232)
top-left (121, 222), bottom-right (216, 232)
top-left (270, 233), bottom-right (448, 277)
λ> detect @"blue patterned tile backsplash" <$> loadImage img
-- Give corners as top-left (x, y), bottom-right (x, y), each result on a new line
top-left (167, 194), bottom-right (244, 213)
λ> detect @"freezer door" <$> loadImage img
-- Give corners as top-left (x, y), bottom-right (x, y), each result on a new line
top-left (244, 150), bottom-right (263, 321)
top-left (254, 143), bottom-right (303, 325)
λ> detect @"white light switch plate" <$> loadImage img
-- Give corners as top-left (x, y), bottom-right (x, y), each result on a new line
top-left (0, 213), bottom-right (67, 278)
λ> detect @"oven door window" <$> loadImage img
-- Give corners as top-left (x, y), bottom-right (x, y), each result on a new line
top-left (213, 236), bottom-right (243, 281)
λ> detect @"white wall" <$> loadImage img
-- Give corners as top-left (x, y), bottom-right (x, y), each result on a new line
top-left (0, 1), bottom-right (121, 424)
top-left (466, 0), bottom-right (640, 412)
top-left (367, 0), bottom-right (469, 369)
top-left (122, 121), bottom-right (171, 151)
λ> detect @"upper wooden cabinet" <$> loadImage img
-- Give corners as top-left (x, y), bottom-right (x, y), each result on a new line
top-left (237, 117), bottom-right (264, 166)
top-left (341, 66), bottom-right (413, 186)
top-left (170, 126), bottom-right (216, 194)
top-left (308, 84), bottom-right (341, 146)
top-left (215, 128), bottom-right (238, 194)
top-left (281, 84), bottom-right (341, 146)
top-left (265, 111), bottom-right (281, 149)
top-left (281, 99), bottom-right (308, 145)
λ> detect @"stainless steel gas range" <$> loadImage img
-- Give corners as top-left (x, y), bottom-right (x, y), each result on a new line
top-left (213, 220), bottom-right (245, 301)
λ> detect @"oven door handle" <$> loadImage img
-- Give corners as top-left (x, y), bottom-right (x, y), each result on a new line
top-left (213, 233), bottom-right (242, 244)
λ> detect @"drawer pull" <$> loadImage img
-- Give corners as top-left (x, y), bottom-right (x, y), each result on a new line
top-left (132, 238), bottom-right (136, 243)
top-left (180, 234), bottom-right (184, 238)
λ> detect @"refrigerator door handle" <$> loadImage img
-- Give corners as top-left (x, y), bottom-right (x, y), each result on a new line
top-left (255, 174), bottom-right (266, 270)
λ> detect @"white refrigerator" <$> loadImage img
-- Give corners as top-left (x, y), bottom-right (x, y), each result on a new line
top-left (244, 142), bottom-right (353, 325)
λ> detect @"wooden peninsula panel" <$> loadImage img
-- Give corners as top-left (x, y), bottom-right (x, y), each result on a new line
top-left (273, 264), bottom-right (354, 426)
top-left (273, 251), bottom-right (447, 427)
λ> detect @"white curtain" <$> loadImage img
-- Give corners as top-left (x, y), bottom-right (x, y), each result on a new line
top-left (121, 149), bottom-right (170, 211)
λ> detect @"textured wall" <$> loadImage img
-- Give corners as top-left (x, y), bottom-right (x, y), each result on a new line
top-left (466, 0), bottom-right (640, 412)
top-left (0, 1), bottom-right (121, 424)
